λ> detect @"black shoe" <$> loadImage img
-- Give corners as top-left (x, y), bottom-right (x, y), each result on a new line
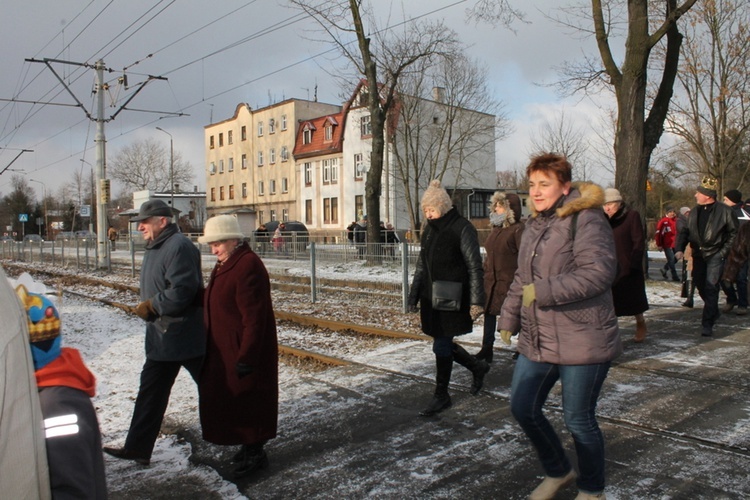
top-left (419, 394), bottom-right (452, 416)
top-left (660, 268), bottom-right (668, 279)
top-left (470, 360), bottom-right (490, 395)
top-left (701, 327), bottom-right (713, 337)
top-left (232, 446), bottom-right (246, 463)
top-left (103, 446), bottom-right (150, 466)
top-left (682, 299), bottom-right (694, 308)
top-left (233, 450), bottom-right (269, 478)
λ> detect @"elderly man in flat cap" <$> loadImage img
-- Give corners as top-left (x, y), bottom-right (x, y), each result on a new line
top-left (104, 199), bottom-right (205, 465)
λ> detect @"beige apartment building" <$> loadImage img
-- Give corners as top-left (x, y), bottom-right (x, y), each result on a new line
top-left (205, 99), bottom-right (341, 229)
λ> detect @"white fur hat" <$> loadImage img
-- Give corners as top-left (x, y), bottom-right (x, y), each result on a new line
top-left (420, 179), bottom-right (453, 216)
top-left (198, 215), bottom-right (245, 244)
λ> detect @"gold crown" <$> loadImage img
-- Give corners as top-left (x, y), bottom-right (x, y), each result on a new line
top-left (701, 175), bottom-right (718, 191)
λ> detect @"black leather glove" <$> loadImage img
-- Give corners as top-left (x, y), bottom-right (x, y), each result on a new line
top-left (236, 362), bottom-right (253, 379)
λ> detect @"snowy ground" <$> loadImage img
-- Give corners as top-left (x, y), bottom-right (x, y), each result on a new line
top-left (5, 251), bottom-right (708, 499)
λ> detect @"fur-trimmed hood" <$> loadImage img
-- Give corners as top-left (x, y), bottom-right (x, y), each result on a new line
top-left (529, 182), bottom-right (605, 219)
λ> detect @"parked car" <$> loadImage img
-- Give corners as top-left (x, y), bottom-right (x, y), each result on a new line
top-left (57, 231), bottom-right (75, 240)
top-left (23, 234), bottom-right (44, 243)
top-left (0, 235), bottom-right (14, 242)
top-left (75, 230), bottom-right (97, 240)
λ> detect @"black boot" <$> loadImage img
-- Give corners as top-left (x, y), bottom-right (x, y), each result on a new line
top-left (419, 355), bottom-right (453, 417)
top-left (475, 345), bottom-right (494, 363)
top-left (453, 343), bottom-right (490, 395)
top-left (233, 443), bottom-right (269, 478)
top-left (683, 280), bottom-right (696, 308)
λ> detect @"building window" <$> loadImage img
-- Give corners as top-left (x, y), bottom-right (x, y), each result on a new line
top-left (258, 151), bottom-right (264, 166)
top-left (210, 162), bottom-right (217, 175)
top-left (242, 183), bottom-right (248, 198)
top-left (219, 159), bottom-right (224, 174)
top-left (331, 197), bottom-right (338, 224)
top-left (219, 133), bottom-right (224, 147)
top-left (270, 210), bottom-right (276, 221)
top-left (258, 181), bottom-right (264, 196)
top-left (281, 177), bottom-right (288, 193)
top-left (269, 119), bottom-right (275, 134)
top-left (354, 153), bottom-right (364, 179)
top-left (257, 121), bottom-right (263, 136)
top-left (228, 130), bottom-right (233, 144)
top-left (281, 146), bottom-right (289, 162)
top-left (270, 179), bottom-right (276, 195)
top-left (258, 210), bottom-right (264, 223)
top-left (304, 162), bottom-right (312, 186)
top-left (305, 200), bottom-right (312, 225)
top-left (330, 158), bottom-right (339, 183)
top-left (325, 124), bottom-right (333, 141)
top-left (469, 192), bottom-right (492, 219)
top-left (322, 159), bottom-right (331, 183)
top-left (241, 126), bottom-right (247, 141)
top-left (228, 157), bottom-right (234, 172)
top-left (269, 148), bottom-right (276, 164)
top-left (303, 126), bottom-right (312, 145)
top-left (210, 135), bottom-right (215, 149)
top-left (229, 185), bottom-right (235, 200)
top-left (219, 186), bottom-right (225, 201)
top-left (210, 187), bottom-right (216, 201)
top-left (355, 195), bottom-right (364, 220)
top-left (323, 198), bottom-right (331, 224)
top-left (281, 115), bottom-right (287, 130)
top-left (241, 154), bottom-right (247, 169)
top-left (360, 115), bottom-right (372, 137)
top-left (282, 209), bottom-right (288, 222)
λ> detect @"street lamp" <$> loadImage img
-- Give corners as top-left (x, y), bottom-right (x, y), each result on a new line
top-left (155, 126), bottom-right (174, 219)
top-left (28, 179), bottom-right (47, 239)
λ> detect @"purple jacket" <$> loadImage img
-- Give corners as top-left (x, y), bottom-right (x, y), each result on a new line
top-left (498, 183), bottom-right (622, 365)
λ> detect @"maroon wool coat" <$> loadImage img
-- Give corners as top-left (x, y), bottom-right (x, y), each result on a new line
top-left (199, 242), bottom-right (278, 445)
top-left (483, 221), bottom-right (524, 316)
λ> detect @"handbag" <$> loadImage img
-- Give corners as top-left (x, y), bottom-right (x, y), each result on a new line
top-left (432, 280), bottom-right (462, 312)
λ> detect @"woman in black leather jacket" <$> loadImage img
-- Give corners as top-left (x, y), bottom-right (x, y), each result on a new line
top-left (408, 180), bottom-right (487, 417)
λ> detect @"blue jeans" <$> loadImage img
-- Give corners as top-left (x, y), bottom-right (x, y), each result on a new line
top-left (432, 336), bottom-right (455, 357)
top-left (511, 355), bottom-right (610, 493)
top-left (721, 259), bottom-right (748, 308)
top-left (663, 247), bottom-right (678, 279)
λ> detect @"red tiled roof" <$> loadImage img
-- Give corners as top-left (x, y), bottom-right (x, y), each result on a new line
top-left (293, 111), bottom-right (346, 159)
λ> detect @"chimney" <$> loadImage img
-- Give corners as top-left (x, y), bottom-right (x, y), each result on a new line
top-left (194, 185), bottom-right (198, 192)
top-left (174, 183), bottom-right (181, 193)
top-left (432, 87), bottom-right (446, 103)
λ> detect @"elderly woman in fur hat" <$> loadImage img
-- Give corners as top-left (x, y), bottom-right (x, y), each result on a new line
top-left (407, 180), bottom-right (488, 417)
top-left (477, 191), bottom-right (524, 362)
top-left (197, 215), bottom-right (278, 478)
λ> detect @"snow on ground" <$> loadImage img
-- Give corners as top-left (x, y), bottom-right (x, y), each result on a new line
top-left (4, 251), bottom-right (702, 498)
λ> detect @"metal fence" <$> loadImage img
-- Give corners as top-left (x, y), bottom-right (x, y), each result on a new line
top-left (1, 238), bottom-right (100, 270)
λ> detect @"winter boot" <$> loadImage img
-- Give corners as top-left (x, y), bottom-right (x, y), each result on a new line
top-left (452, 343), bottom-right (490, 395)
top-left (419, 355), bottom-right (453, 416)
top-left (682, 280), bottom-right (696, 308)
top-left (233, 443), bottom-right (269, 479)
top-left (634, 314), bottom-right (647, 343)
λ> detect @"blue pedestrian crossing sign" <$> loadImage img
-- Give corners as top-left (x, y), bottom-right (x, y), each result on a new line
top-left (18, 214), bottom-right (28, 222)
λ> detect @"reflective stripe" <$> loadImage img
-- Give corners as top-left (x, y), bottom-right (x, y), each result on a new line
top-left (46, 424), bottom-right (80, 438)
top-left (45, 414), bottom-right (80, 438)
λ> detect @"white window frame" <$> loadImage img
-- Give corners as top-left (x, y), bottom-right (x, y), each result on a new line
top-left (242, 183), bottom-right (248, 198)
top-left (258, 181), bottom-right (265, 196)
top-left (228, 157), bottom-right (234, 172)
top-left (269, 119), bottom-right (276, 134)
top-left (219, 159), bottom-right (224, 174)
top-left (322, 159), bottom-right (331, 183)
top-left (330, 158), bottom-right (339, 183)
top-left (360, 115), bottom-right (371, 136)
top-left (281, 146), bottom-right (289, 162)
top-left (304, 162), bottom-right (312, 185)
top-left (270, 179), bottom-right (276, 195)
top-left (210, 162), bottom-right (217, 175)
top-left (281, 115), bottom-right (287, 130)
top-left (257, 121), bottom-right (264, 136)
top-left (258, 151), bottom-right (264, 166)
top-left (354, 153), bottom-right (364, 179)
top-left (281, 177), bottom-right (288, 193)
top-left (269, 148), bottom-right (276, 164)
top-left (241, 154), bottom-right (247, 169)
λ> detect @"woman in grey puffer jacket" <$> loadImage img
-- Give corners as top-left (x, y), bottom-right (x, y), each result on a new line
top-left (498, 153), bottom-right (622, 500)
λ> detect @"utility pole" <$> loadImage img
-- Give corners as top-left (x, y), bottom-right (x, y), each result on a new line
top-left (28, 179), bottom-right (47, 239)
top-left (155, 127), bottom-right (174, 220)
top-left (25, 56), bottom-right (181, 269)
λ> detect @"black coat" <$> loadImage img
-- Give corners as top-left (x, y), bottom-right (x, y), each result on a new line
top-left (408, 207), bottom-right (485, 337)
top-left (608, 205), bottom-right (649, 317)
top-left (676, 202), bottom-right (738, 260)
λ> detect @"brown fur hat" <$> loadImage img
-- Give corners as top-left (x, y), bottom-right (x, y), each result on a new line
top-left (421, 179), bottom-right (453, 216)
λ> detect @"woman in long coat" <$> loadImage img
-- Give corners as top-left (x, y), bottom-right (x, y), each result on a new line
top-left (603, 188), bottom-right (650, 342)
top-left (478, 192), bottom-right (524, 362)
top-left (498, 153), bottom-right (621, 499)
top-left (407, 180), bottom-right (487, 417)
top-left (198, 215), bottom-right (278, 478)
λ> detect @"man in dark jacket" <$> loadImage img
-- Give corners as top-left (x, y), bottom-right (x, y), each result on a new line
top-left (104, 199), bottom-right (205, 465)
top-left (720, 189), bottom-right (749, 314)
top-left (675, 177), bottom-right (738, 337)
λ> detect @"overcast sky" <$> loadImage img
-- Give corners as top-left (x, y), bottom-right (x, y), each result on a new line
top-left (0, 0), bottom-right (615, 202)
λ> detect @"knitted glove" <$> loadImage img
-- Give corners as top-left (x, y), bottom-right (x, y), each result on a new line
top-left (499, 330), bottom-right (513, 345)
top-left (132, 300), bottom-right (157, 322)
top-left (236, 362), bottom-right (253, 379)
top-left (470, 305), bottom-right (484, 321)
top-left (522, 284), bottom-right (536, 308)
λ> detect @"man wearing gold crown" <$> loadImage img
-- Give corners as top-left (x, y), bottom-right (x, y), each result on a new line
top-left (675, 176), bottom-right (738, 337)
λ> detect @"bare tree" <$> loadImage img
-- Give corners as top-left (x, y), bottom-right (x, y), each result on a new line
top-left (290, 0), bottom-right (457, 250)
top-left (666, 0), bottom-right (750, 194)
top-left (528, 109), bottom-right (591, 180)
top-left (392, 52), bottom-right (509, 233)
top-left (108, 138), bottom-right (194, 193)
top-left (1, 175), bottom-right (34, 238)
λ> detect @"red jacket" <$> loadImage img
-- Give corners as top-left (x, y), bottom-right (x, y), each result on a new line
top-left (655, 215), bottom-right (677, 249)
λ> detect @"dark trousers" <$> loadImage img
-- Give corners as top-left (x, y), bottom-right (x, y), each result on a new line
top-left (721, 260), bottom-right (748, 308)
top-left (124, 356), bottom-right (203, 457)
top-left (692, 253), bottom-right (724, 329)
top-left (483, 313), bottom-right (496, 347)
top-left (663, 248), bottom-right (678, 279)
